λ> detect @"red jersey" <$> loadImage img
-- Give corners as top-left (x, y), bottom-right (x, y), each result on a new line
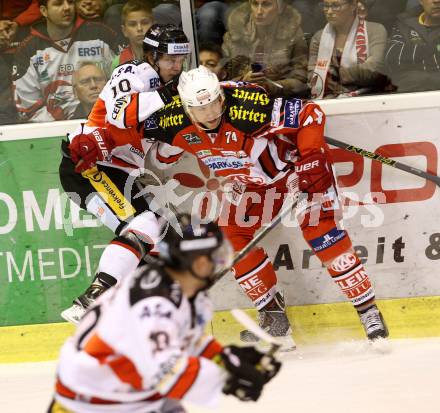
top-left (143, 82), bottom-right (327, 185)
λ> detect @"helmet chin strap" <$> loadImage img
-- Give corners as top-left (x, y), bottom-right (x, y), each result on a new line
top-left (188, 267), bottom-right (215, 291)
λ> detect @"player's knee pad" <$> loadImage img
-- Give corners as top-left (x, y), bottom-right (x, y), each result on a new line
top-left (120, 211), bottom-right (160, 255)
top-left (301, 217), bottom-right (352, 264)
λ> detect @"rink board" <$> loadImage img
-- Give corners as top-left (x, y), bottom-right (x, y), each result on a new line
top-left (1, 296), bottom-right (440, 363)
top-left (1, 92), bottom-right (440, 329)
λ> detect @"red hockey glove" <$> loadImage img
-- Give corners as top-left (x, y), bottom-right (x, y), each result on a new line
top-left (69, 128), bottom-right (115, 173)
top-left (295, 152), bottom-right (333, 194)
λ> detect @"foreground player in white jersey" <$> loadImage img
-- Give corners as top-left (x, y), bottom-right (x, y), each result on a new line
top-left (49, 215), bottom-right (281, 413)
top-left (59, 24), bottom-right (188, 323)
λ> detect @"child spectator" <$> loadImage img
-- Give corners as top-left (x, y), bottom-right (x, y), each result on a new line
top-left (308, 0), bottom-right (388, 99)
top-left (104, 0), bottom-right (180, 37)
top-left (385, 0), bottom-right (440, 92)
top-left (13, 0), bottom-right (118, 122)
top-left (71, 61), bottom-right (107, 118)
top-left (111, 0), bottom-right (154, 69)
top-left (199, 42), bottom-right (227, 80)
top-left (222, 0), bottom-right (308, 97)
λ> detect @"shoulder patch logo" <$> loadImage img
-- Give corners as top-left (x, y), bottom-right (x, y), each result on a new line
top-left (283, 98), bottom-right (302, 128)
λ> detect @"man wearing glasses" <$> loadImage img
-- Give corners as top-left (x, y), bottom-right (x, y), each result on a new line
top-left (71, 62), bottom-right (107, 119)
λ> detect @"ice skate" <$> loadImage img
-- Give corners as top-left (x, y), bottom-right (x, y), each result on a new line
top-left (358, 304), bottom-right (389, 341)
top-left (61, 273), bottom-right (116, 324)
top-left (240, 292), bottom-right (296, 351)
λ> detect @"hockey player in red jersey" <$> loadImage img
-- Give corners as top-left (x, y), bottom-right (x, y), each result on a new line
top-left (59, 24), bottom-right (188, 324)
top-left (142, 66), bottom-right (389, 345)
top-left (49, 215), bottom-right (281, 413)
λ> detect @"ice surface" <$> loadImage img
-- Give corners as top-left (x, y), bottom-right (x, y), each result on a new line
top-left (1, 338), bottom-right (440, 413)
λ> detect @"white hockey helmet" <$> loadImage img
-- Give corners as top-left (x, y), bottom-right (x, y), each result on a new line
top-left (177, 65), bottom-right (223, 109)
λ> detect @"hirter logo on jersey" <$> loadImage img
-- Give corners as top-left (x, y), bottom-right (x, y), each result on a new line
top-left (284, 99), bottom-right (302, 128)
top-left (183, 133), bottom-right (202, 145)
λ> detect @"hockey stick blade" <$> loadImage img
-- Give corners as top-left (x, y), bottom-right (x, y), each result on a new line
top-left (231, 309), bottom-right (282, 355)
top-left (325, 136), bottom-right (440, 187)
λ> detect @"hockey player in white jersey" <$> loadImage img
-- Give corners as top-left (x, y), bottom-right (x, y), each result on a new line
top-left (49, 215), bottom-right (282, 413)
top-left (59, 24), bottom-right (188, 324)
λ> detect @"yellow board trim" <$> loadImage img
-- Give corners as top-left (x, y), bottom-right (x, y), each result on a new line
top-left (2, 296), bottom-right (440, 363)
top-left (82, 166), bottom-right (136, 219)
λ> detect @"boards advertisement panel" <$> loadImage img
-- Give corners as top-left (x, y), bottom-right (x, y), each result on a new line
top-left (1, 105), bottom-right (439, 324)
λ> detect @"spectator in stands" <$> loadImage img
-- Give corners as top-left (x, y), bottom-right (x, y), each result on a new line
top-left (104, 0), bottom-right (180, 37)
top-left (292, 0), bottom-right (326, 44)
top-left (197, 0), bottom-right (232, 45)
top-left (222, 0), bottom-right (308, 97)
top-left (13, 0), bottom-right (118, 122)
top-left (308, 0), bottom-right (388, 99)
top-left (71, 62), bottom-right (107, 118)
top-left (75, 0), bottom-right (107, 20)
top-left (0, 20), bottom-right (20, 124)
top-left (385, 0), bottom-right (440, 93)
top-left (359, 0), bottom-right (408, 32)
top-left (199, 42), bottom-right (227, 80)
top-left (111, 0), bottom-right (154, 69)
top-left (0, 0), bottom-right (42, 27)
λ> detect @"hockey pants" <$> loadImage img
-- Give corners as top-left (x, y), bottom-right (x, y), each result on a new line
top-left (220, 171), bottom-right (376, 311)
top-left (59, 142), bottom-right (160, 284)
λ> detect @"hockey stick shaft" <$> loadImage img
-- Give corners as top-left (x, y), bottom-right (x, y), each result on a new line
top-left (325, 136), bottom-right (440, 187)
top-left (214, 194), bottom-right (300, 282)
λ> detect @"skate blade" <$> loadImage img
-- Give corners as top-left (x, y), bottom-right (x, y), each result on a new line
top-left (254, 333), bottom-right (297, 352)
top-left (276, 334), bottom-right (297, 352)
top-left (369, 336), bottom-right (392, 354)
top-left (61, 304), bottom-right (86, 325)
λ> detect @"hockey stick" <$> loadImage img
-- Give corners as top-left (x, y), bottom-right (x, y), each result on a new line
top-left (325, 136), bottom-right (440, 187)
top-left (213, 194), bottom-right (301, 282)
top-left (82, 166), bottom-right (137, 219)
top-left (231, 308), bottom-right (282, 356)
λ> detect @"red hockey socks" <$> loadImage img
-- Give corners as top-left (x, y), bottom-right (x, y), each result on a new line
top-left (233, 247), bottom-right (278, 310)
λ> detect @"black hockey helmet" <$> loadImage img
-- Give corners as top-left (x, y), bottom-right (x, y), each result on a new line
top-left (158, 214), bottom-right (232, 283)
top-left (143, 24), bottom-right (190, 58)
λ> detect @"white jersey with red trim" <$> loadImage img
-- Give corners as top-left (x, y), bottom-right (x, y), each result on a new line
top-left (95, 60), bottom-right (164, 130)
top-left (68, 60), bottom-right (183, 173)
top-left (55, 265), bottom-right (226, 413)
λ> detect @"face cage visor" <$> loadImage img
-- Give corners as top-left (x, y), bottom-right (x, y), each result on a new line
top-left (208, 238), bottom-right (234, 280)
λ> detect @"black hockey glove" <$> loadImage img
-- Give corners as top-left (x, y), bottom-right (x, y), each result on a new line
top-left (222, 345), bottom-right (281, 383)
top-left (220, 345), bottom-right (281, 401)
top-left (156, 75), bottom-right (180, 105)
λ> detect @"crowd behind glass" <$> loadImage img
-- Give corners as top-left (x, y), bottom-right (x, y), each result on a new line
top-left (0, 0), bottom-right (438, 125)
